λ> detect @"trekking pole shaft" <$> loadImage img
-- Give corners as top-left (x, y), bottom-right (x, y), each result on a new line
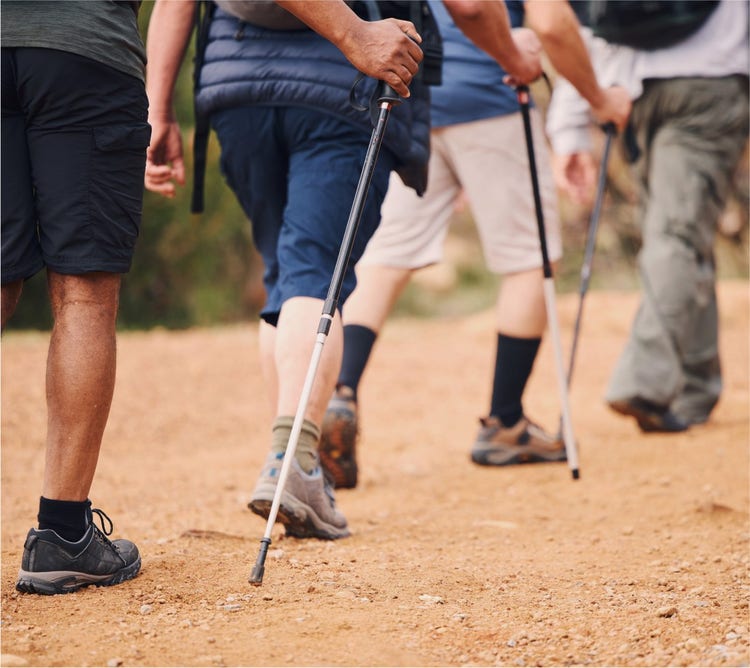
top-left (320, 101), bottom-right (393, 326)
top-left (516, 86), bottom-right (580, 480)
top-left (566, 126), bottom-right (616, 388)
top-left (517, 87), bottom-right (553, 278)
top-left (249, 95), bottom-right (397, 585)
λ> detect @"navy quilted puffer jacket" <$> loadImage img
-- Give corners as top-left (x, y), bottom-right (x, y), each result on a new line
top-left (195, 6), bottom-right (431, 194)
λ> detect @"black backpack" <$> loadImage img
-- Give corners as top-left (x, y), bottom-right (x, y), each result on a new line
top-left (580, 0), bottom-right (720, 51)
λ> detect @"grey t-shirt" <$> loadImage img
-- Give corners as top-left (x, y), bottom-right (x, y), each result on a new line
top-left (1, 1), bottom-right (146, 82)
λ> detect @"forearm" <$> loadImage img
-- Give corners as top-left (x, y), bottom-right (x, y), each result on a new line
top-left (442, 0), bottom-right (524, 71)
top-left (275, 0), bottom-right (365, 52)
top-left (525, 0), bottom-right (605, 110)
top-left (146, 0), bottom-right (196, 120)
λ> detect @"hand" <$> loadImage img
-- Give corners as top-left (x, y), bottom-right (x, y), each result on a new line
top-left (502, 27), bottom-right (543, 87)
top-left (551, 152), bottom-right (598, 206)
top-left (341, 18), bottom-right (423, 98)
top-left (590, 85), bottom-right (631, 134)
top-left (145, 114), bottom-right (185, 198)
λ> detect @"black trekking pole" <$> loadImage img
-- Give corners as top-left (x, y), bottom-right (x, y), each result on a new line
top-left (516, 85), bottom-right (580, 480)
top-left (249, 81), bottom-right (401, 585)
top-left (566, 124), bottom-right (616, 388)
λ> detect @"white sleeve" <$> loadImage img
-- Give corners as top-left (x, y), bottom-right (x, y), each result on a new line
top-left (545, 28), bottom-right (642, 155)
top-left (545, 76), bottom-right (594, 156)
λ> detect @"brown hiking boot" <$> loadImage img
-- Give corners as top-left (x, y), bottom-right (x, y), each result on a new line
top-left (470, 416), bottom-right (566, 466)
top-left (319, 386), bottom-right (358, 489)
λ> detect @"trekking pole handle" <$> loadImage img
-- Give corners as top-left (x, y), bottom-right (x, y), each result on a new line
top-left (377, 81), bottom-right (402, 105)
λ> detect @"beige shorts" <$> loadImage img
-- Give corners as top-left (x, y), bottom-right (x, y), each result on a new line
top-left (360, 111), bottom-right (562, 274)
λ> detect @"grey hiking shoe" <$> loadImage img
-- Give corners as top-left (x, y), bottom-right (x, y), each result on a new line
top-left (470, 416), bottom-right (567, 466)
top-left (320, 385), bottom-right (359, 489)
top-left (248, 451), bottom-right (350, 540)
top-left (16, 508), bottom-right (141, 595)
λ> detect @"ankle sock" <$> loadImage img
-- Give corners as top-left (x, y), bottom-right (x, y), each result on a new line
top-left (271, 416), bottom-right (321, 474)
top-left (490, 333), bottom-right (541, 427)
top-left (338, 324), bottom-right (377, 399)
top-left (37, 497), bottom-right (91, 542)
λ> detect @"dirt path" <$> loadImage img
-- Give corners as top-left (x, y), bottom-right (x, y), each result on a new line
top-left (2, 281), bottom-right (748, 667)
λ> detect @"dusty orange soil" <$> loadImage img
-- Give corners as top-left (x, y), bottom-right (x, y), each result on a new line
top-left (1, 281), bottom-right (748, 668)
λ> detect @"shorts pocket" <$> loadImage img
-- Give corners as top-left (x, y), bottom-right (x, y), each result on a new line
top-left (93, 123), bottom-right (151, 152)
top-left (89, 122), bottom-right (152, 267)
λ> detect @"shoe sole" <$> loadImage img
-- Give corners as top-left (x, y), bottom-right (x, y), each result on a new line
top-left (320, 404), bottom-right (358, 489)
top-left (471, 446), bottom-right (567, 467)
top-left (608, 399), bottom-right (688, 433)
top-left (248, 494), bottom-right (350, 541)
top-left (16, 557), bottom-right (141, 595)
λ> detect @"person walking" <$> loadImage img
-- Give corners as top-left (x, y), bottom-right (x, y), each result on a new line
top-left (319, 0), bottom-right (632, 488)
top-left (2, 0), bottom-right (150, 594)
top-left (546, 0), bottom-right (749, 433)
top-left (144, 0), bottom-right (544, 538)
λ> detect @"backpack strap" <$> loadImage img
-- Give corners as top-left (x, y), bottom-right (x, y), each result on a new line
top-left (191, 0), bottom-right (216, 214)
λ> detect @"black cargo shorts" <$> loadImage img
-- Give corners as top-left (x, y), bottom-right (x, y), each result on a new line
top-left (1, 47), bottom-right (151, 284)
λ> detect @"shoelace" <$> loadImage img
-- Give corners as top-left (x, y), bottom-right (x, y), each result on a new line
top-left (323, 479), bottom-right (339, 508)
top-left (90, 508), bottom-right (119, 551)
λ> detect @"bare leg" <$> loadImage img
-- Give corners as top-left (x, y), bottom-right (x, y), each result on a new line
top-left (343, 264), bottom-right (413, 332)
top-left (42, 271), bottom-right (120, 501)
top-left (1, 280), bottom-right (24, 330)
top-left (496, 267), bottom-right (548, 338)
top-left (274, 296), bottom-right (344, 426)
top-left (258, 320), bottom-right (279, 418)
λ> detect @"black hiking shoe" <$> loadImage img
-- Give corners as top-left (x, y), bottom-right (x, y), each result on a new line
top-left (608, 397), bottom-right (689, 433)
top-left (16, 508), bottom-right (141, 595)
top-left (320, 385), bottom-right (359, 489)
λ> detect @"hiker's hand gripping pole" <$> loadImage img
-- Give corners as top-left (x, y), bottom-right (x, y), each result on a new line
top-left (249, 82), bottom-right (401, 585)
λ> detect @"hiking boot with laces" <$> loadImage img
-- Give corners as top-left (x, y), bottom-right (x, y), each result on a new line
top-left (319, 385), bottom-right (359, 489)
top-left (470, 416), bottom-right (567, 466)
top-left (16, 508), bottom-right (141, 595)
top-left (248, 451), bottom-right (350, 540)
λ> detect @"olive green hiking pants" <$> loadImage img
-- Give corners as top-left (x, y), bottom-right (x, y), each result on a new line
top-left (605, 75), bottom-right (749, 423)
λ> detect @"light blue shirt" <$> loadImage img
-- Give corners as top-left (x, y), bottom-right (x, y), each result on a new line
top-left (428, 0), bottom-right (526, 128)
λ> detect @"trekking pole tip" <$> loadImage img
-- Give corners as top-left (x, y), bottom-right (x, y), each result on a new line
top-left (571, 468), bottom-right (580, 480)
top-left (248, 537), bottom-right (272, 586)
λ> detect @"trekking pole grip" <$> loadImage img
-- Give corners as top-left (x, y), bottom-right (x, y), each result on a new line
top-left (377, 81), bottom-right (402, 105)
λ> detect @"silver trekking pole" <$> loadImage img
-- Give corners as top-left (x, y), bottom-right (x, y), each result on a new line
top-left (566, 124), bottom-right (616, 388)
top-left (249, 82), bottom-right (402, 585)
top-left (516, 85), bottom-right (580, 480)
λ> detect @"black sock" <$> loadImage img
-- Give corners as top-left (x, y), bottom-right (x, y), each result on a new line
top-left (37, 497), bottom-right (91, 542)
top-left (490, 333), bottom-right (541, 427)
top-left (338, 324), bottom-right (377, 399)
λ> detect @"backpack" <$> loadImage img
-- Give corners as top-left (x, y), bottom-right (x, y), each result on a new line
top-left (581, 0), bottom-right (720, 51)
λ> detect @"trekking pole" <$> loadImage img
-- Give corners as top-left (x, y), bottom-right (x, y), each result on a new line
top-left (249, 81), bottom-right (402, 585)
top-left (566, 124), bottom-right (616, 388)
top-left (516, 85), bottom-right (580, 480)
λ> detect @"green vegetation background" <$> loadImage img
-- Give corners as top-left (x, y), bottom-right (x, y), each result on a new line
top-left (8, 3), bottom-right (748, 331)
